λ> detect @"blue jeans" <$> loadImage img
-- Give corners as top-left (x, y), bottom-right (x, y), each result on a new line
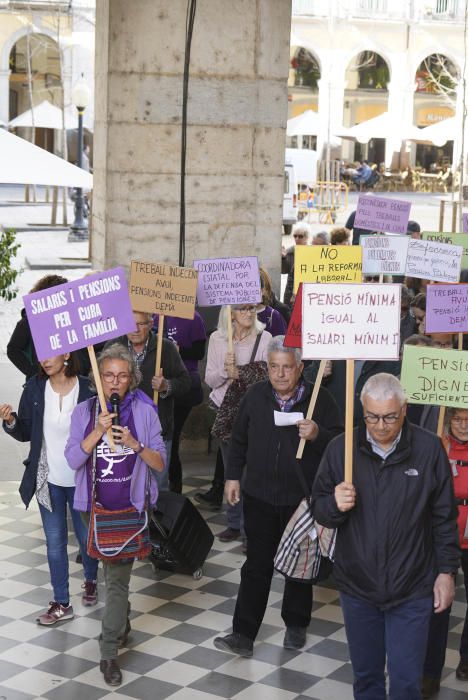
top-left (340, 592), bottom-right (433, 700)
top-left (38, 483), bottom-right (98, 605)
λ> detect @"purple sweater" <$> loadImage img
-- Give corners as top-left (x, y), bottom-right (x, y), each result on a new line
top-left (65, 396), bottom-right (166, 513)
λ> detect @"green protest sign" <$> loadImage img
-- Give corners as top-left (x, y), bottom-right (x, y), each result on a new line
top-left (422, 232), bottom-right (468, 269)
top-left (401, 345), bottom-right (468, 408)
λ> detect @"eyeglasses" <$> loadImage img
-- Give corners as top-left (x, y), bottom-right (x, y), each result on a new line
top-left (234, 306), bottom-right (257, 315)
top-left (134, 321), bottom-right (151, 328)
top-left (101, 372), bottom-right (130, 383)
top-left (451, 417), bottom-right (468, 425)
top-left (363, 412), bottom-right (401, 425)
top-left (294, 234), bottom-right (305, 239)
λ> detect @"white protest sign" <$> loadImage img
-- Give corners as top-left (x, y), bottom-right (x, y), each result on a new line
top-left (301, 283), bottom-right (401, 360)
top-left (360, 234), bottom-right (409, 275)
top-left (406, 238), bottom-right (463, 283)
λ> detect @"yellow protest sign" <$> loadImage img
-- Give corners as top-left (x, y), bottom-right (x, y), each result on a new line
top-left (294, 245), bottom-right (362, 292)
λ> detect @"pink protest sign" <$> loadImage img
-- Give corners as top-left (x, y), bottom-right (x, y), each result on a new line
top-left (425, 284), bottom-right (468, 333)
top-left (354, 195), bottom-right (411, 235)
top-left (23, 268), bottom-right (136, 361)
top-left (193, 256), bottom-right (261, 306)
top-left (463, 213), bottom-right (468, 233)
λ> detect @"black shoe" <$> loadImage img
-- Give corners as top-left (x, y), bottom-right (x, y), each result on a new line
top-left (421, 676), bottom-right (441, 698)
top-left (194, 485), bottom-right (223, 510)
top-left (456, 658), bottom-right (468, 680)
top-left (283, 626), bottom-right (307, 650)
top-left (213, 632), bottom-right (253, 657)
top-left (100, 659), bottom-right (122, 686)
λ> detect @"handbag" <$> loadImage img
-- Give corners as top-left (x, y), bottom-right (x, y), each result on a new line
top-left (274, 446), bottom-right (336, 583)
top-left (211, 332), bottom-right (268, 441)
top-left (86, 400), bottom-right (152, 562)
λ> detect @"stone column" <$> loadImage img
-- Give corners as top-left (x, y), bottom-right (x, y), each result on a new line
top-left (92, 0), bottom-right (292, 286)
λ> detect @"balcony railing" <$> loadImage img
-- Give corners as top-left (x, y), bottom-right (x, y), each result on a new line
top-left (292, 0), bottom-right (464, 21)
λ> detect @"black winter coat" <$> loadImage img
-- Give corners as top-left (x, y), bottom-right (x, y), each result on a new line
top-left (312, 420), bottom-right (460, 608)
top-left (2, 375), bottom-right (94, 507)
top-left (226, 379), bottom-right (343, 506)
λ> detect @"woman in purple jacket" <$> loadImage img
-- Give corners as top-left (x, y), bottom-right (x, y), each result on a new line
top-left (65, 344), bottom-right (166, 688)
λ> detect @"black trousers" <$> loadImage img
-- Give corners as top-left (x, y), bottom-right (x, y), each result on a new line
top-left (233, 493), bottom-right (313, 641)
top-left (168, 403), bottom-right (193, 487)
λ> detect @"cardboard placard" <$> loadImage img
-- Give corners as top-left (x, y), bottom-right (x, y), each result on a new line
top-left (301, 283), bottom-right (401, 360)
top-left (284, 283), bottom-right (302, 348)
top-left (193, 256), bottom-right (261, 306)
top-left (354, 194), bottom-right (411, 234)
top-left (294, 245), bottom-right (362, 292)
top-left (422, 231), bottom-right (468, 269)
top-left (406, 238), bottom-right (463, 283)
top-left (401, 345), bottom-right (468, 409)
top-left (23, 268), bottom-right (136, 361)
top-left (129, 260), bottom-right (198, 319)
top-left (360, 234), bottom-right (409, 275)
top-left (425, 284), bottom-right (468, 333)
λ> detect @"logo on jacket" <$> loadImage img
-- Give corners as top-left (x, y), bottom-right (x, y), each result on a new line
top-left (404, 468), bottom-right (419, 477)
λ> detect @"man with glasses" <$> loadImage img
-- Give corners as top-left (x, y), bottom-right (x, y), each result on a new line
top-left (107, 311), bottom-right (190, 489)
top-left (213, 335), bottom-right (342, 657)
top-left (312, 373), bottom-right (459, 700)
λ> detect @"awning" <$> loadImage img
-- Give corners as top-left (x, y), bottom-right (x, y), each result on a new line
top-left (0, 127), bottom-right (93, 188)
top-left (417, 117), bottom-right (456, 147)
top-left (287, 109), bottom-right (320, 136)
top-left (9, 100), bottom-right (82, 130)
top-left (337, 112), bottom-right (424, 144)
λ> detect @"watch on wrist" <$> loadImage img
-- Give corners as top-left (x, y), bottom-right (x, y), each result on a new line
top-left (135, 442), bottom-right (144, 454)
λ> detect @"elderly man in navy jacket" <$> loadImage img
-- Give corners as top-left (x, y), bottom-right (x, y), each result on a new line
top-left (312, 373), bottom-right (459, 700)
top-left (213, 335), bottom-right (343, 657)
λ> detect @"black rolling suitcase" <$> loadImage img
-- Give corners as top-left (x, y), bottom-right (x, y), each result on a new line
top-left (149, 491), bottom-right (214, 580)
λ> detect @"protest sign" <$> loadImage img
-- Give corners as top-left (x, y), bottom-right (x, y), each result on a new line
top-left (406, 238), bottom-right (463, 283)
top-left (463, 214), bottom-right (468, 234)
top-left (301, 283), bottom-right (401, 360)
top-left (422, 231), bottom-right (468, 269)
top-left (284, 283), bottom-right (302, 348)
top-left (360, 234), bottom-right (409, 275)
top-left (129, 261), bottom-right (198, 320)
top-left (354, 194), bottom-right (411, 234)
top-left (24, 268), bottom-right (135, 362)
top-left (401, 345), bottom-right (468, 409)
top-left (294, 245), bottom-right (362, 292)
top-left (193, 256), bottom-right (261, 306)
top-left (425, 284), bottom-right (468, 333)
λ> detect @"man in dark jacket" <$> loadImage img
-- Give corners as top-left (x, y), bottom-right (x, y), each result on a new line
top-left (109, 311), bottom-right (191, 488)
top-left (312, 373), bottom-right (459, 700)
top-left (213, 335), bottom-right (343, 658)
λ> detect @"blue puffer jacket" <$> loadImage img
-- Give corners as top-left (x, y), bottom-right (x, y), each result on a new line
top-left (2, 374), bottom-right (94, 507)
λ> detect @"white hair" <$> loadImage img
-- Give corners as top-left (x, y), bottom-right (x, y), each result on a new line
top-left (267, 335), bottom-right (302, 364)
top-left (216, 305), bottom-right (265, 338)
top-left (312, 231), bottom-right (330, 245)
top-left (360, 373), bottom-right (407, 406)
top-left (292, 222), bottom-right (310, 238)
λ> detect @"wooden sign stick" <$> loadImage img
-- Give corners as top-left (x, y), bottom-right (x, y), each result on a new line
top-left (227, 305), bottom-right (233, 353)
top-left (345, 359), bottom-right (355, 483)
top-left (459, 333), bottom-right (463, 351)
top-left (437, 406), bottom-right (446, 438)
top-left (87, 345), bottom-right (116, 452)
top-left (296, 359), bottom-right (327, 459)
top-left (153, 315), bottom-right (165, 405)
top-left (379, 273), bottom-right (384, 283)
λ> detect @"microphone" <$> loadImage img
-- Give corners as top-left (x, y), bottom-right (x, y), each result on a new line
top-left (110, 393), bottom-right (120, 426)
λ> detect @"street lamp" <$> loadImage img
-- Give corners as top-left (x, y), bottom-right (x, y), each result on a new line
top-left (68, 74), bottom-right (90, 242)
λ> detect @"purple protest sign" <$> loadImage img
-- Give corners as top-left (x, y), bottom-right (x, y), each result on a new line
top-left (425, 284), bottom-right (468, 333)
top-left (193, 256), bottom-right (261, 306)
top-left (354, 194), bottom-right (411, 234)
top-left (463, 213), bottom-right (468, 233)
top-left (23, 267), bottom-right (136, 361)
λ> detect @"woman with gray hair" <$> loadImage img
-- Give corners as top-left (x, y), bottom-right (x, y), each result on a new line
top-left (65, 343), bottom-right (166, 687)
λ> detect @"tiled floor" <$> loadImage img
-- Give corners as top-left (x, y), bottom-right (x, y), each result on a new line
top-left (0, 477), bottom-right (467, 699)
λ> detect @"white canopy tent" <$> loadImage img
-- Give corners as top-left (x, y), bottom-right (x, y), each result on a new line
top-left (286, 109), bottom-right (320, 136)
top-left (0, 127), bottom-right (93, 188)
top-left (8, 100), bottom-right (77, 130)
top-left (336, 112), bottom-right (424, 144)
top-left (417, 117), bottom-right (456, 147)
